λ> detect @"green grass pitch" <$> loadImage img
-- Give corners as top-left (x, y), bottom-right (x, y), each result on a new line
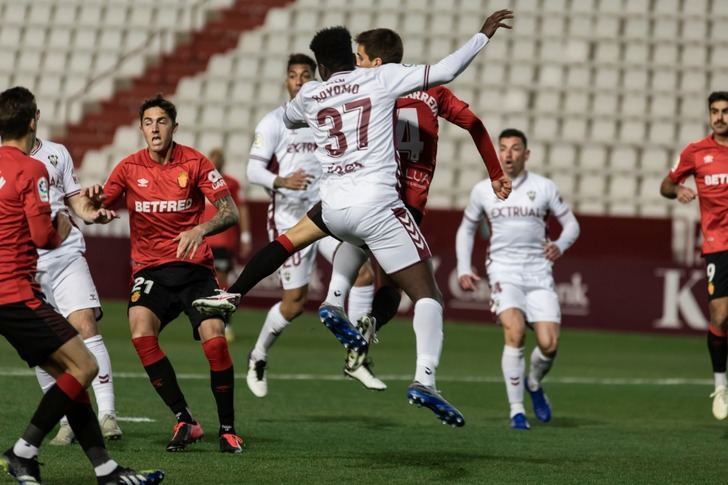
top-left (0, 302), bottom-right (723, 484)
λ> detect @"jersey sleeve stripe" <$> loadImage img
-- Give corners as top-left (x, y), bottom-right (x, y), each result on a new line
top-left (64, 189), bottom-right (81, 198)
top-left (249, 155), bottom-right (271, 163)
top-left (423, 65), bottom-right (431, 91)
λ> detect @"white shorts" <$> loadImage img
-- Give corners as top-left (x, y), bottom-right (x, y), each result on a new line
top-left (277, 234), bottom-right (340, 290)
top-left (36, 254), bottom-right (102, 320)
top-left (322, 200), bottom-right (430, 274)
top-left (487, 268), bottom-right (560, 324)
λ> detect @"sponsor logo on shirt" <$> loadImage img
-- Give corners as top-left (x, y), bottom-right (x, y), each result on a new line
top-left (208, 170), bottom-right (226, 190)
top-left (490, 206), bottom-right (544, 218)
top-left (37, 177), bottom-right (49, 202)
top-left (134, 199), bottom-right (192, 212)
top-left (704, 173), bottom-right (728, 186)
top-left (704, 155), bottom-right (714, 164)
top-left (177, 171), bottom-right (188, 188)
top-left (137, 178), bottom-right (149, 188)
top-left (286, 142), bottom-right (316, 153)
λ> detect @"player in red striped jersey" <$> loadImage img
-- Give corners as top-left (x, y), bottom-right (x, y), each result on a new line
top-left (321, 28), bottom-right (511, 389)
top-left (0, 86), bottom-right (164, 485)
top-left (661, 91), bottom-right (728, 421)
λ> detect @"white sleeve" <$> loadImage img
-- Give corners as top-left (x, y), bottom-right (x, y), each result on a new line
top-left (547, 181), bottom-right (580, 254)
top-left (282, 92), bottom-right (308, 129)
top-left (553, 210), bottom-right (580, 255)
top-left (247, 113), bottom-right (281, 190)
top-left (60, 145), bottom-right (81, 197)
top-left (378, 33), bottom-right (489, 97)
top-left (455, 184), bottom-right (486, 277)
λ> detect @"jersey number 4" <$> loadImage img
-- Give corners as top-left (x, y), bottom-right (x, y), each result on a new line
top-left (396, 107), bottom-right (424, 162)
top-left (317, 98), bottom-right (371, 157)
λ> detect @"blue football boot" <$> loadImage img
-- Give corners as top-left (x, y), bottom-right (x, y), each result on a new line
top-left (406, 382), bottom-right (465, 427)
top-left (319, 304), bottom-right (368, 354)
top-left (510, 413), bottom-right (530, 430)
top-left (525, 377), bottom-right (552, 423)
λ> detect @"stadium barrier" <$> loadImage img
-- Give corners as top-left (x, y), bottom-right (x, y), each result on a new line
top-left (85, 201), bottom-right (708, 335)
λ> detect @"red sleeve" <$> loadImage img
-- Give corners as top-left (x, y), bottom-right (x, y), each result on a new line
top-left (438, 89), bottom-right (504, 181)
top-left (20, 161), bottom-right (61, 248)
top-left (198, 156), bottom-right (231, 203)
top-left (668, 144), bottom-right (695, 184)
top-left (103, 159), bottom-right (127, 208)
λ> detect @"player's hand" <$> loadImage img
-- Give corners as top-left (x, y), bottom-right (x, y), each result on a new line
top-left (280, 169), bottom-right (311, 190)
top-left (676, 185), bottom-right (697, 204)
top-left (239, 241), bottom-right (253, 260)
top-left (174, 226), bottom-right (205, 259)
top-left (82, 185), bottom-right (106, 207)
top-left (492, 175), bottom-right (512, 200)
top-left (458, 273), bottom-right (481, 292)
top-left (53, 212), bottom-right (73, 242)
top-left (89, 208), bottom-right (118, 225)
top-left (480, 9), bottom-right (513, 38)
top-left (544, 241), bottom-right (562, 261)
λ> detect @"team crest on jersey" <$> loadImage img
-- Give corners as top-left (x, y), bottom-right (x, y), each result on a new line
top-left (48, 154), bottom-right (59, 166)
top-left (131, 290), bottom-right (141, 303)
top-left (704, 155), bottom-right (715, 164)
top-left (527, 190), bottom-right (536, 201)
top-left (177, 171), bottom-right (188, 188)
top-left (37, 177), bottom-right (49, 202)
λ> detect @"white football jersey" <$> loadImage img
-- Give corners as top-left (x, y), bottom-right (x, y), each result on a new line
top-left (284, 33), bottom-right (489, 209)
top-left (249, 106), bottom-right (321, 230)
top-left (463, 171), bottom-right (572, 272)
top-left (31, 139), bottom-right (86, 262)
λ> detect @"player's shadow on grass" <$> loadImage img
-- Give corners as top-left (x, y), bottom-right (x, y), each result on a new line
top-left (479, 415), bottom-right (604, 428)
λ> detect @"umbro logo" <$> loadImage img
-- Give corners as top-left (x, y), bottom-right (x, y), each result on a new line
top-left (704, 155), bottom-right (714, 164)
top-left (137, 178), bottom-right (149, 187)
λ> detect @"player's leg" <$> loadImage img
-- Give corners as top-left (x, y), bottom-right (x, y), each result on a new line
top-left (193, 215), bottom-right (327, 316)
top-left (498, 305), bottom-right (530, 430)
top-left (1, 301), bottom-right (164, 484)
top-left (211, 246), bottom-right (236, 342)
top-left (349, 263), bottom-right (375, 326)
top-left (704, 252), bottom-right (728, 419)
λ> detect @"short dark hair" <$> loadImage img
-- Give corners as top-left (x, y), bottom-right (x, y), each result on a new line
top-left (287, 53), bottom-right (317, 74)
top-left (499, 128), bottom-right (528, 148)
top-left (139, 94), bottom-right (177, 123)
top-left (355, 29), bottom-right (403, 64)
top-left (0, 86), bottom-right (37, 140)
top-left (309, 26), bottom-right (355, 72)
top-left (708, 91), bottom-right (728, 107)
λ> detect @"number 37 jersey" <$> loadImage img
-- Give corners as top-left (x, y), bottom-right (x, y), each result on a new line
top-left (284, 65), bottom-right (434, 208)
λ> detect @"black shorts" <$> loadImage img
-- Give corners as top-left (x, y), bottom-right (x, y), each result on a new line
top-left (128, 263), bottom-right (227, 340)
top-left (211, 247), bottom-right (234, 274)
top-left (706, 251), bottom-right (728, 300)
top-left (0, 296), bottom-right (78, 367)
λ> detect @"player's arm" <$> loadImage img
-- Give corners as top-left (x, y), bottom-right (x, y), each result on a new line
top-left (175, 193), bottom-right (239, 259)
top-left (22, 163), bottom-right (70, 249)
top-left (248, 113), bottom-right (310, 190)
top-left (66, 192), bottom-right (117, 224)
top-left (544, 183), bottom-right (580, 261)
top-left (660, 147), bottom-right (697, 203)
top-left (455, 185), bottom-right (486, 291)
top-left (379, 10), bottom-right (512, 98)
top-left (443, 96), bottom-right (511, 200)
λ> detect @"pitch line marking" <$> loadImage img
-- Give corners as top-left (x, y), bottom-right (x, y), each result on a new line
top-left (0, 367), bottom-right (712, 386)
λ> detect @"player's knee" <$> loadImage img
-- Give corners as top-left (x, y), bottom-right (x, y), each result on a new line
top-left (77, 353), bottom-right (99, 386)
top-left (539, 339), bottom-right (559, 356)
top-left (354, 265), bottom-right (374, 287)
top-left (280, 301), bottom-right (303, 320)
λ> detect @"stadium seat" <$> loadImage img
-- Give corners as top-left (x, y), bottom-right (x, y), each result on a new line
top-left (610, 146), bottom-right (638, 172)
top-left (549, 145), bottom-right (577, 171)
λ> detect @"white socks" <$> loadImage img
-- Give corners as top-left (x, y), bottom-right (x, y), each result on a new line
top-left (325, 273), bottom-right (350, 308)
top-left (348, 284), bottom-right (374, 325)
top-left (412, 298), bottom-right (443, 388)
top-left (35, 334), bottom-right (116, 418)
top-left (715, 372), bottom-right (727, 389)
top-left (528, 346), bottom-right (554, 392)
top-left (502, 345), bottom-right (525, 417)
top-left (94, 460), bottom-right (120, 477)
top-left (251, 302), bottom-right (290, 362)
top-left (324, 243), bottom-right (369, 308)
top-left (13, 439), bottom-right (38, 459)
top-left (85, 335), bottom-right (116, 417)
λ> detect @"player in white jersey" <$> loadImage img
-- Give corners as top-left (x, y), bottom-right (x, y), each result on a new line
top-left (194, 10), bottom-right (514, 427)
top-left (244, 54), bottom-right (346, 397)
top-left (30, 138), bottom-right (123, 443)
top-left (455, 129), bottom-right (580, 430)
